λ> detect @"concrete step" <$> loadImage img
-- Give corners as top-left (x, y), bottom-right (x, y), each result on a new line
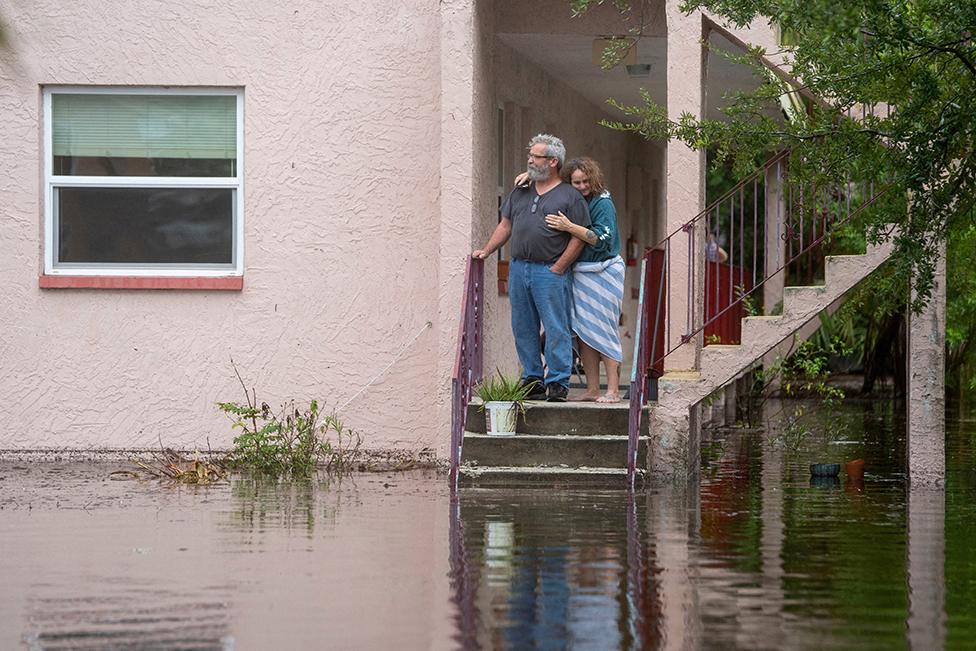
top-left (465, 400), bottom-right (646, 437)
top-left (462, 433), bottom-right (648, 469)
top-left (826, 252), bottom-right (877, 278)
top-left (458, 465), bottom-right (644, 487)
top-left (782, 284), bottom-right (829, 315)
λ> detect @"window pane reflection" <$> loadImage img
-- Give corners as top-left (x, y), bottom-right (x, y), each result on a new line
top-left (57, 187), bottom-right (234, 265)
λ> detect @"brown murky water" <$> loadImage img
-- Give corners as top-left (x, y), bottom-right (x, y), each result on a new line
top-left (2, 399), bottom-right (975, 649)
top-left (1, 469), bottom-right (455, 650)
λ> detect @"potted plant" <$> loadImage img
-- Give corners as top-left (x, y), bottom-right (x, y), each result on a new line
top-left (474, 370), bottom-right (533, 436)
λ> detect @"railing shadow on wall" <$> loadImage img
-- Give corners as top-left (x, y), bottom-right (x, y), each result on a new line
top-left (450, 257), bottom-right (485, 484)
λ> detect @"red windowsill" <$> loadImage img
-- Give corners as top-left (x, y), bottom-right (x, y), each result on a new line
top-left (39, 275), bottom-right (244, 290)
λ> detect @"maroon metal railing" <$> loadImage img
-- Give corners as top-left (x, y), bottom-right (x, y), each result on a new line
top-left (626, 146), bottom-right (890, 482)
top-left (450, 257), bottom-right (485, 484)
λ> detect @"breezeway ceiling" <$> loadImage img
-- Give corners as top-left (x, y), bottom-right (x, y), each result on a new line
top-left (496, 29), bottom-right (779, 124)
top-left (496, 33), bottom-right (668, 118)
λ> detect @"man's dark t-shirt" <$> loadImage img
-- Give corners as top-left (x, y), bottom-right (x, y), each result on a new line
top-left (501, 182), bottom-right (591, 264)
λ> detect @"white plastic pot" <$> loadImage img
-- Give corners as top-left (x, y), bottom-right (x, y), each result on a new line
top-left (484, 401), bottom-right (518, 436)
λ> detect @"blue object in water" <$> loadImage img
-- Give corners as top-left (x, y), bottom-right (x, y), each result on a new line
top-left (810, 463), bottom-right (841, 477)
top-left (809, 475), bottom-right (841, 489)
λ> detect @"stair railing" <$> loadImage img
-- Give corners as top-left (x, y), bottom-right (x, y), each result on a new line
top-left (627, 146), bottom-right (891, 482)
top-left (450, 256), bottom-right (485, 483)
top-left (626, 252), bottom-right (658, 484)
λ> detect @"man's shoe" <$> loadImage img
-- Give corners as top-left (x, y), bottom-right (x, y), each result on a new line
top-left (521, 378), bottom-right (547, 400)
top-left (546, 383), bottom-right (568, 402)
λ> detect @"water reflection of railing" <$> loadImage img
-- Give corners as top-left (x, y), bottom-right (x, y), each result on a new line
top-left (448, 498), bottom-right (481, 650)
top-left (625, 489), bottom-right (661, 647)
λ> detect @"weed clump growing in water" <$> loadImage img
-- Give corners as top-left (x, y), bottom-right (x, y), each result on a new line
top-left (134, 450), bottom-right (228, 484)
top-left (218, 362), bottom-right (361, 477)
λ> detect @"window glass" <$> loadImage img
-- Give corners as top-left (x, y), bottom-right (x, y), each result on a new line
top-left (52, 94), bottom-right (236, 177)
top-left (57, 187), bottom-right (234, 264)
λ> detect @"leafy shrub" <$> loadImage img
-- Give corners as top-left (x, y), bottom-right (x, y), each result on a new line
top-left (218, 363), bottom-right (360, 477)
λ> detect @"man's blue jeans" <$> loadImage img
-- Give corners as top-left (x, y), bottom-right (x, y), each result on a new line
top-left (508, 259), bottom-right (573, 388)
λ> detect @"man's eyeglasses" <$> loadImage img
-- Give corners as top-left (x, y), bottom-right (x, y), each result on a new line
top-left (527, 152), bottom-right (552, 160)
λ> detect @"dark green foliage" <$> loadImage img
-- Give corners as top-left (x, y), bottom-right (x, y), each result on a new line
top-left (741, 325), bottom-right (850, 439)
top-left (219, 399), bottom-right (344, 476)
top-left (947, 211), bottom-right (976, 393)
top-left (576, 0), bottom-right (976, 312)
top-left (830, 268), bottom-right (910, 394)
top-left (779, 337), bottom-right (849, 404)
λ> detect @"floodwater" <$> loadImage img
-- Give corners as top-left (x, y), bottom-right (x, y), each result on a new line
top-left (1, 399), bottom-right (975, 650)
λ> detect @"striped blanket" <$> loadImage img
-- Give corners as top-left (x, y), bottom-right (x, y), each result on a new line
top-left (571, 255), bottom-right (625, 362)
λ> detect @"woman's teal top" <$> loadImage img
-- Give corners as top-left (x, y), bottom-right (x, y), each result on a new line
top-left (578, 190), bottom-right (621, 263)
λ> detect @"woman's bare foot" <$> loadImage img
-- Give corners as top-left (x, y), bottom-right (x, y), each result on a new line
top-left (574, 391), bottom-right (601, 402)
top-left (596, 392), bottom-right (621, 403)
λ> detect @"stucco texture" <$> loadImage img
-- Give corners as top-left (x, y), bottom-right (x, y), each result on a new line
top-left (908, 247), bottom-right (946, 485)
top-left (0, 1), bottom-right (448, 452)
top-left (0, 0), bottom-right (784, 458)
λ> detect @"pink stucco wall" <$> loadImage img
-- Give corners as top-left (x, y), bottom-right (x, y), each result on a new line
top-left (0, 0), bottom-right (777, 455)
top-left (0, 1), bottom-right (450, 452)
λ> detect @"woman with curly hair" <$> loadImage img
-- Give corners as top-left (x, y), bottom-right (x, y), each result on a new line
top-left (542, 157), bottom-right (625, 402)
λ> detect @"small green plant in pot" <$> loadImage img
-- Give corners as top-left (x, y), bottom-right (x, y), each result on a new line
top-left (475, 370), bottom-right (532, 436)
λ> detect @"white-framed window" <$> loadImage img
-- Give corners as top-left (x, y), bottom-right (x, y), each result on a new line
top-left (42, 87), bottom-right (244, 277)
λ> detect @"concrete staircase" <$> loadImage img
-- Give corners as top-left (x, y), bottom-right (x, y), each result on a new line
top-left (648, 240), bottom-right (895, 477)
top-left (455, 242), bottom-right (893, 485)
top-left (459, 400), bottom-right (648, 486)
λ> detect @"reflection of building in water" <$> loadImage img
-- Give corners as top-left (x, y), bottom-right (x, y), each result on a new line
top-left (449, 437), bottom-right (944, 651)
top-left (566, 544), bottom-right (624, 648)
top-left (907, 489), bottom-right (946, 649)
top-left (23, 587), bottom-right (235, 650)
top-left (449, 489), bottom-right (662, 650)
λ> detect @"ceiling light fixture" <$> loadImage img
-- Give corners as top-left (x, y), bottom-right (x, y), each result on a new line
top-left (626, 63), bottom-right (652, 77)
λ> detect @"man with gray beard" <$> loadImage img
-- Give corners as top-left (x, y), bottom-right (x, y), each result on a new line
top-left (473, 134), bottom-right (590, 402)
